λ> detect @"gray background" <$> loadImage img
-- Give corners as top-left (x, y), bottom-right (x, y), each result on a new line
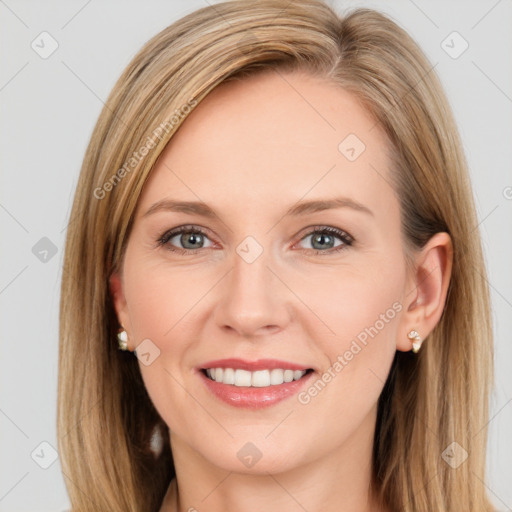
top-left (1, 1), bottom-right (511, 510)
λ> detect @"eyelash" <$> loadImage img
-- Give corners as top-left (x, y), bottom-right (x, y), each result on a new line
top-left (156, 224), bottom-right (354, 256)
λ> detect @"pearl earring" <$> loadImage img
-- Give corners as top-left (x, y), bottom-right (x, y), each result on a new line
top-left (407, 330), bottom-right (423, 353)
top-left (117, 329), bottom-right (129, 351)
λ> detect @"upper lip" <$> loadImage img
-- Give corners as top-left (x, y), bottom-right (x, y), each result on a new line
top-left (199, 358), bottom-right (311, 372)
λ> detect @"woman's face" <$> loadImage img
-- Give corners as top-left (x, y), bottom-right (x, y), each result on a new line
top-left (111, 70), bottom-right (418, 475)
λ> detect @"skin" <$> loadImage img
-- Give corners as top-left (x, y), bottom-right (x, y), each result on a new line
top-left (110, 69), bottom-right (453, 512)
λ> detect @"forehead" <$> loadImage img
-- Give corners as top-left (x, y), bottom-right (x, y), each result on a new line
top-left (137, 69), bottom-right (395, 219)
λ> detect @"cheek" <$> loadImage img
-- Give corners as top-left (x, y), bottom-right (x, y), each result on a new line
top-left (290, 267), bottom-right (403, 454)
top-left (304, 261), bottom-right (404, 354)
top-left (122, 259), bottom-right (204, 431)
top-left (299, 257), bottom-right (405, 408)
top-left (123, 257), bottom-right (206, 340)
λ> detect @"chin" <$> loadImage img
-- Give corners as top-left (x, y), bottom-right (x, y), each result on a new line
top-left (193, 434), bottom-right (309, 476)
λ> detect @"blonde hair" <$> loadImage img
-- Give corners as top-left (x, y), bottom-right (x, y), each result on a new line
top-left (57, 1), bottom-right (495, 510)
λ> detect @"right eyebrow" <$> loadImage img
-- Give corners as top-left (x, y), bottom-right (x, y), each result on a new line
top-left (143, 200), bottom-right (217, 219)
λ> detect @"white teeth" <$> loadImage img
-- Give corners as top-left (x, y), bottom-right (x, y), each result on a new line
top-left (234, 369), bottom-right (252, 387)
top-left (223, 367), bottom-right (235, 385)
top-left (252, 370), bottom-right (270, 387)
top-left (270, 368), bottom-right (284, 385)
top-left (283, 369), bottom-right (294, 383)
top-left (293, 370), bottom-right (304, 380)
top-left (205, 367), bottom-right (308, 386)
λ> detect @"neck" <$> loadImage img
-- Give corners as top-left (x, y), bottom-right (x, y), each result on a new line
top-left (159, 406), bottom-right (388, 512)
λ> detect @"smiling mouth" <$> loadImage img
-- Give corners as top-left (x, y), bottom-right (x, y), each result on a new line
top-left (201, 367), bottom-right (314, 387)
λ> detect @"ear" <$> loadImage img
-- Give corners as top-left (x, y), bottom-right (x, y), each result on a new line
top-left (109, 272), bottom-right (132, 344)
top-left (396, 232), bottom-right (453, 352)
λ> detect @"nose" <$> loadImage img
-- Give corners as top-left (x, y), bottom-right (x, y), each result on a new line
top-left (213, 245), bottom-right (292, 339)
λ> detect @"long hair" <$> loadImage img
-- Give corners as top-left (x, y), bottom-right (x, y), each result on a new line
top-left (57, 1), bottom-right (495, 510)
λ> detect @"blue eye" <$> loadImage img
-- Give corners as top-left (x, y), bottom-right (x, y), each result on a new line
top-left (157, 225), bottom-right (354, 255)
top-left (296, 226), bottom-right (353, 255)
top-left (157, 225), bottom-right (213, 254)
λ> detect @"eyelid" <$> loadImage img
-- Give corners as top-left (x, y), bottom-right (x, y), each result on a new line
top-left (295, 224), bottom-right (354, 243)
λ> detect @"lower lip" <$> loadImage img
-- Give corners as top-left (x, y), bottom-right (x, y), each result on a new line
top-left (198, 370), bottom-right (313, 409)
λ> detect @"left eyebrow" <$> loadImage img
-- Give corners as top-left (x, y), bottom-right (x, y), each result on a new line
top-left (285, 197), bottom-right (374, 217)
